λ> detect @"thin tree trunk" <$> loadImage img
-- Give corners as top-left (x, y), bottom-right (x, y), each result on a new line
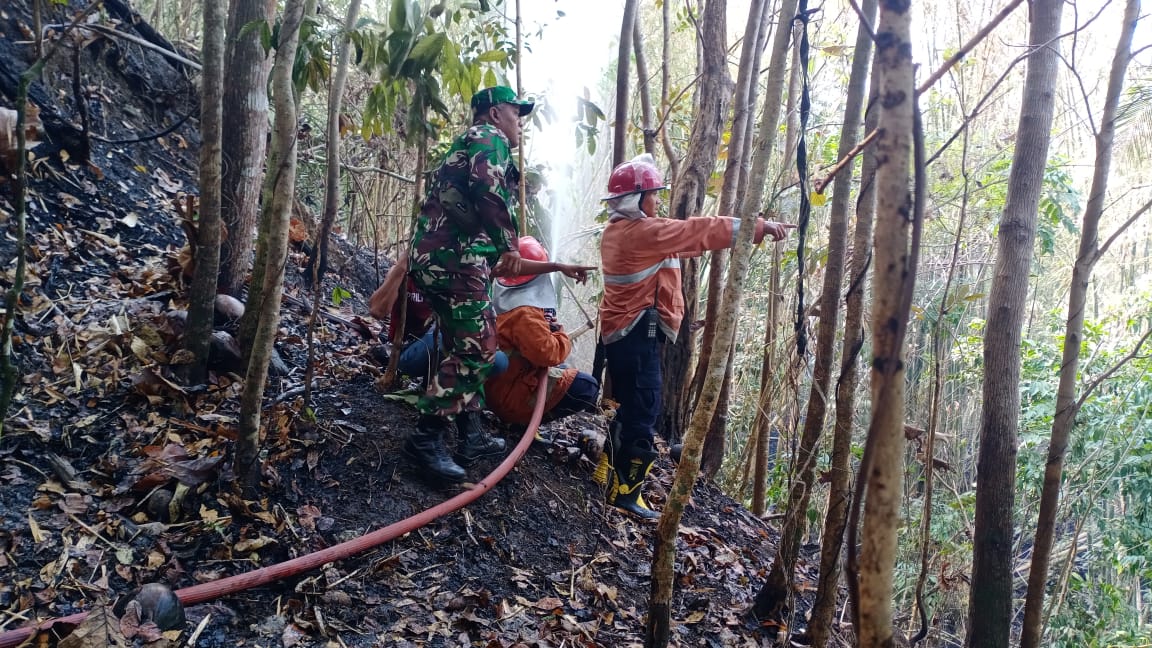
top-left (751, 242), bottom-right (784, 515)
top-left (750, 11), bottom-right (801, 515)
top-left (696, 0), bottom-right (770, 479)
top-left (802, 0), bottom-right (877, 641)
top-left (1020, 0), bottom-right (1139, 645)
top-left (179, 0), bottom-right (226, 385)
top-left (699, 342), bottom-right (735, 480)
top-left (658, 0), bottom-right (678, 178)
top-left (647, 1), bottom-right (731, 643)
top-left (0, 6), bottom-right (101, 434)
top-left (613, 0), bottom-right (639, 167)
top-left (854, 0), bottom-right (916, 643)
top-left (968, 0), bottom-right (1064, 640)
top-left (233, 0), bottom-right (306, 491)
top-left (657, 0), bottom-right (734, 444)
top-left (306, 0), bottom-right (360, 286)
top-left (650, 14), bottom-right (785, 646)
top-left (303, 0), bottom-right (361, 410)
top-left (633, 18), bottom-right (656, 157)
top-left (218, 0), bottom-right (275, 299)
top-left (754, 0), bottom-right (876, 619)
top-left (740, 0), bottom-right (800, 219)
top-left (909, 122), bottom-right (972, 645)
top-left (0, 101), bottom-right (34, 435)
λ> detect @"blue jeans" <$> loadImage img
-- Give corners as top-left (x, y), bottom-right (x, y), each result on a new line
top-left (398, 327), bottom-right (508, 383)
top-left (550, 371), bottom-right (600, 420)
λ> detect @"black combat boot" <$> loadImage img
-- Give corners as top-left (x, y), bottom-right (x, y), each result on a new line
top-left (403, 415), bottom-right (466, 482)
top-left (455, 411), bottom-right (506, 466)
top-left (607, 438), bottom-right (660, 519)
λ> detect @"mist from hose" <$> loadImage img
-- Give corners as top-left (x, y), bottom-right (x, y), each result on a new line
top-left (519, 0), bottom-right (620, 367)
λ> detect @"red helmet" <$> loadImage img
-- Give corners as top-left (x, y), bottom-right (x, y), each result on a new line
top-left (604, 154), bottom-right (667, 200)
top-left (498, 236), bottom-right (549, 287)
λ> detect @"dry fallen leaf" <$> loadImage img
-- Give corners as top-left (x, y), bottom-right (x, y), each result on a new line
top-left (28, 514), bottom-right (47, 543)
top-left (533, 596), bottom-right (563, 612)
top-left (234, 535), bottom-right (277, 553)
top-left (59, 601), bottom-right (130, 648)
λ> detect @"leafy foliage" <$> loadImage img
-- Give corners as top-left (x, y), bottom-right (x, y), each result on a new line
top-left (350, 0), bottom-right (515, 144)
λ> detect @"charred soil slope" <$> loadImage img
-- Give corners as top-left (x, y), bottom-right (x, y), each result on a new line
top-left (0, 1), bottom-right (825, 646)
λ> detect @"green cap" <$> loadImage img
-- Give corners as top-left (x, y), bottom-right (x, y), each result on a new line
top-left (471, 86), bottom-right (534, 116)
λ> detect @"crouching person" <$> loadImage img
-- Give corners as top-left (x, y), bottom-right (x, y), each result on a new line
top-left (369, 251), bottom-right (510, 384)
top-left (597, 154), bottom-right (794, 518)
top-left (486, 236), bottom-right (600, 428)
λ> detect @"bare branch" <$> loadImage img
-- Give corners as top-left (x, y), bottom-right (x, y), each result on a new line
top-left (44, 21), bottom-right (202, 70)
top-left (1054, 49), bottom-right (1099, 135)
top-left (652, 72), bottom-right (704, 140)
top-left (846, 0), bottom-right (877, 41)
top-left (813, 129), bottom-right (879, 194)
top-left (1074, 328), bottom-right (1152, 413)
top-left (917, 0), bottom-right (1026, 94)
top-left (1097, 197), bottom-right (1152, 259)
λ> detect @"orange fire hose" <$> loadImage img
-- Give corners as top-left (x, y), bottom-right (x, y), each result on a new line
top-left (0, 370), bottom-right (549, 647)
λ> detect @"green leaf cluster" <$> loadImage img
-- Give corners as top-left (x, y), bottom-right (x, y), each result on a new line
top-left (349, 0), bottom-right (518, 145)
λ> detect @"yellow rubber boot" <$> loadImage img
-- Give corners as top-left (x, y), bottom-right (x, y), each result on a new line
top-left (607, 439), bottom-right (659, 519)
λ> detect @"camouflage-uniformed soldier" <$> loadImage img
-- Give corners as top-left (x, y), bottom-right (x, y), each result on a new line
top-left (405, 86), bottom-right (534, 482)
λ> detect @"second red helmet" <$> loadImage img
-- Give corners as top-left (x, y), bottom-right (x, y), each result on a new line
top-left (604, 154), bottom-right (668, 200)
top-left (498, 235), bottom-right (549, 287)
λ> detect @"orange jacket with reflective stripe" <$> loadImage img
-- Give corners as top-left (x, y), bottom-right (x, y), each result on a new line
top-left (599, 216), bottom-right (766, 344)
top-left (485, 306), bottom-right (578, 425)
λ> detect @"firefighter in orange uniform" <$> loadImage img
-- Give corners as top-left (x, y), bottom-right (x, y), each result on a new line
top-left (597, 154), bottom-right (794, 518)
top-left (486, 236), bottom-right (599, 427)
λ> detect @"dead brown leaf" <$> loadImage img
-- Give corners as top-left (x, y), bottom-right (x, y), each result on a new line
top-left (59, 601), bottom-right (130, 648)
top-left (532, 596), bottom-right (563, 612)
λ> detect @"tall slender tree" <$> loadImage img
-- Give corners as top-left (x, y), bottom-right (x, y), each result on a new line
top-left (658, 0), bottom-right (678, 179)
top-left (233, 0), bottom-right (307, 490)
top-left (694, 0), bottom-right (770, 478)
top-left (612, 0), bottom-right (639, 167)
top-left (968, 0), bottom-right (1064, 641)
top-left (852, 0), bottom-right (916, 643)
top-left (1020, 0), bottom-right (1140, 644)
top-left (798, 0), bottom-right (878, 642)
top-left (740, 0), bottom-right (800, 219)
top-left (645, 2), bottom-right (732, 641)
top-left (305, 0), bottom-right (361, 287)
top-left (179, 0), bottom-right (226, 384)
top-left (753, 0), bottom-right (876, 619)
top-left (735, 0), bottom-right (801, 484)
top-left (218, 0), bottom-right (275, 299)
top-left (633, 18), bottom-right (656, 157)
top-left (657, 0), bottom-right (734, 443)
top-left (302, 0), bottom-right (362, 410)
top-left (750, 19), bottom-right (803, 516)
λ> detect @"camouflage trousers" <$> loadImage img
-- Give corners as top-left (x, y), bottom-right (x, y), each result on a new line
top-left (408, 266), bottom-right (497, 418)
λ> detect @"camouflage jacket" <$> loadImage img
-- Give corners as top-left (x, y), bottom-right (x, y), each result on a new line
top-left (410, 123), bottom-right (521, 275)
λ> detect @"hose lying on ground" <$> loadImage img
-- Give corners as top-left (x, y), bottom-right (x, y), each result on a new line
top-left (0, 370), bottom-right (549, 648)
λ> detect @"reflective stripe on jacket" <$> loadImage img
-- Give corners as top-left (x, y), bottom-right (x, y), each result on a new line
top-left (599, 216), bottom-right (766, 344)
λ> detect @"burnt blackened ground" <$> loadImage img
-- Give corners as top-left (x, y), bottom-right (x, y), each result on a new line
top-left (3, 367), bottom-right (810, 647)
